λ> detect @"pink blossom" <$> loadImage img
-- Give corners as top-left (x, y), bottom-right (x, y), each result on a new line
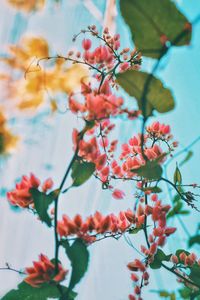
top-left (112, 189), bottom-right (125, 199)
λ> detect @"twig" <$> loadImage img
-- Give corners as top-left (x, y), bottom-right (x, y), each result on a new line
top-left (0, 264), bottom-right (25, 275)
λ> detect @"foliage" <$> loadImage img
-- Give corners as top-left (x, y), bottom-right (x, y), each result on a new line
top-left (117, 70), bottom-right (175, 115)
top-left (71, 160), bottom-right (95, 187)
top-left (120, 0), bottom-right (191, 59)
top-left (1, 282), bottom-right (77, 300)
top-left (62, 239), bottom-right (89, 291)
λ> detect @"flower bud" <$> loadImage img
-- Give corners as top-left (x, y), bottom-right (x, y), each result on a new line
top-left (82, 39), bottom-right (92, 50)
top-left (170, 255), bottom-right (178, 264)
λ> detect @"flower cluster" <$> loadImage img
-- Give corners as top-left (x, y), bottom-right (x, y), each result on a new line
top-left (170, 252), bottom-right (200, 289)
top-left (73, 120), bottom-right (118, 187)
top-left (57, 209), bottom-right (141, 243)
top-left (171, 251), bottom-right (199, 267)
top-left (146, 121), bottom-right (178, 148)
top-left (24, 254), bottom-right (68, 287)
top-left (69, 81), bottom-right (126, 121)
top-left (127, 259), bottom-right (149, 300)
top-left (72, 25), bottom-right (141, 73)
top-left (145, 194), bottom-right (176, 249)
top-left (127, 194), bottom-right (177, 299)
top-left (7, 173), bottom-right (53, 208)
top-left (67, 26), bottom-right (141, 121)
top-left (109, 121), bottom-right (177, 182)
top-left (72, 121), bottom-right (177, 201)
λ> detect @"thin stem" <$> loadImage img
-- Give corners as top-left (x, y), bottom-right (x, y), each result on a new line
top-left (165, 136), bottom-right (200, 167)
top-left (161, 262), bottom-right (200, 290)
top-left (160, 177), bottom-right (200, 211)
top-left (0, 266), bottom-right (25, 275)
top-left (163, 168), bottom-right (191, 238)
top-left (144, 185), bottom-right (150, 249)
top-left (54, 148), bottom-right (79, 273)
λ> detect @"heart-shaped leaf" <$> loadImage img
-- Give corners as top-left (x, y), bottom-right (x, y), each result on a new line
top-left (71, 160), bottom-right (95, 187)
top-left (120, 0), bottom-right (192, 59)
top-left (117, 70), bottom-right (175, 116)
top-left (62, 239), bottom-right (89, 291)
top-left (132, 160), bottom-right (163, 180)
top-left (150, 249), bottom-right (171, 269)
top-left (30, 189), bottom-right (58, 227)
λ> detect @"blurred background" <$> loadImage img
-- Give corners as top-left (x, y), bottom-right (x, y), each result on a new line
top-left (0, 0), bottom-right (200, 299)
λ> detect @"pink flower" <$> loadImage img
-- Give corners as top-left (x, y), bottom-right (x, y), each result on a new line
top-left (42, 178), bottom-right (54, 192)
top-left (7, 174), bottom-right (54, 208)
top-left (151, 194), bottom-right (158, 202)
top-left (120, 62), bottom-right (130, 72)
top-left (134, 285), bottom-right (141, 295)
top-left (95, 154), bottom-right (107, 170)
top-left (82, 39), bottom-right (92, 50)
top-left (7, 173), bottom-right (40, 208)
top-left (131, 273), bottom-right (139, 282)
top-left (164, 227), bottom-right (177, 236)
top-left (24, 254), bottom-right (68, 287)
top-left (171, 255), bottom-right (178, 264)
top-left (149, 242), bottom-right (157, 255)
top-left (112, 189), bottom-right (125, 200)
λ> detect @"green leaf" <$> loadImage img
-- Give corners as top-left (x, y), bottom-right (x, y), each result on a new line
top-left (179, 287), bottom-right (192, 299)
top-left (173, 194), bottom-right (181, 203)
top-left (180, 151), bottom-right (193, 167)
top-left (173, 164), bottom-right (182, 185)
top-left (189, 235), bottom-right (200, 248)
top-left (128, 225), bottom-right (149, 234)
top-left (30, 189), bottom-right (58, 227)
top-left (133, 160), bottom-right (163, 180)
top-left (167, 201), bottom-right (183, 219)
top-left (175, 249), bottom-right (190, 257)
top-left (178, 286), bottom-right (200, 300)
top-left (150, 249), bottom-right (171, 269)
top-left (189, 263), bottom-right (200, 286)
top-left (120, 0), bottom-right (192, 59)
top-left (159, 291), bottom-right (171, 297)
top-left (151, 290), bottom-right (176, 299)
top-left (71, 160), bottom-right (95, 187)
top-left (117, 70), bottom-right (175, 115)
top-left (170, 293), bottom-right (176, 300)
top-left (62, 239), bottom-right (89, 291)
top-left (173, 187), bottom-right (184, 203)
top-left (1, 282), bottom-right (77, 300)
top-left (141, 186), bottom-right (162, 193)
top-left (179, 210), bottom-right (190, 215)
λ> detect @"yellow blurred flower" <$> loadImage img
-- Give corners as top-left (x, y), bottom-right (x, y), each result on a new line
top-left (1, 36), bottom-right (89, 111)
top-left (2, 36), bottom-right (49, 71)
top-left (7, 0), bottom-right (45, 12)
top-left (0, 111), bottom-right (18, 155)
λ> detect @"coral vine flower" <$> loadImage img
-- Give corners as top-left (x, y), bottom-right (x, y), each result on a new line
top-left (24, 254), bottom-right (68, 287)
top-left (146, 122), bottom-right (171, 137)
top-left (7, 173), bottom-right (54, 208)
top-left (57, 209), bottom-right (136, 242)
top-left (112, 189), bottom-right (125, 200)
top-left (82, 39), bottom-right (92, 51)
top-left (7, 173), bottom-right (40, 208)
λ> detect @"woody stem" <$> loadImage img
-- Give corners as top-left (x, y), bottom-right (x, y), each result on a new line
top-left (54, 150), bottom-right (78, 273)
